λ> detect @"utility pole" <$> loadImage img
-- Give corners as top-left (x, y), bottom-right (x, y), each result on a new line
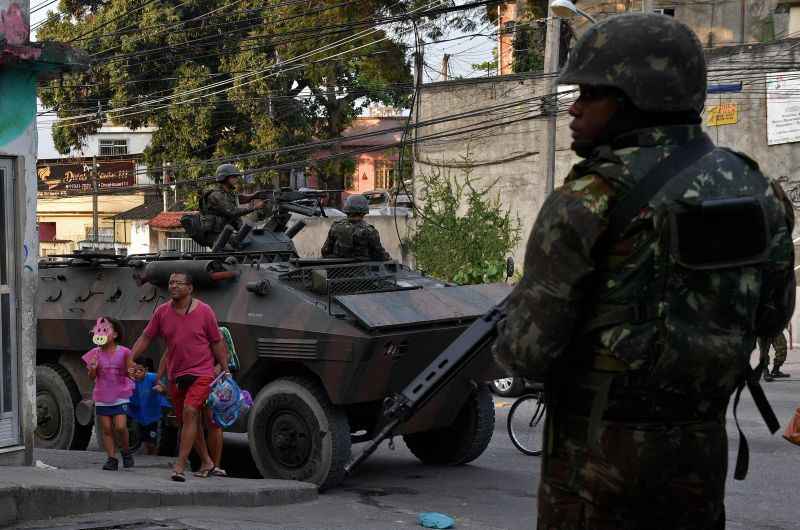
top-left (163, 160), bottom-right (170, 212)
top-left (441, 54), bottom-right (450, 81)
top-left (542, 8), bottom-right (561, 195)
top-left (91, 155), bottom-right (99, 248)
top-left (642, 0), bottom-right (654, 13)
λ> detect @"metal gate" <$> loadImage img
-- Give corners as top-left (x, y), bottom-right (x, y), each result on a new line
top-left (0, 159), bottom-right (18, 447)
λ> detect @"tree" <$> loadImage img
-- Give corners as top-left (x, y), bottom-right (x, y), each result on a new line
top-left (38, 1), bottom-right (486, 191)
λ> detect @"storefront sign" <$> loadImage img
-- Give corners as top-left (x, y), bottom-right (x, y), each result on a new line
top-left (706, 102), bottom-right (738, 126)
top-left (37, 159), bottom-right (136, 197)
top-left (767, 72), bottom-right (800, 146)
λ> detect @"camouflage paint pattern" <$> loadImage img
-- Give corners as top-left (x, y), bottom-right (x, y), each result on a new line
top-left (321, 218), bottom-right (391, 261)
top-left (559, 13), bottom-right (707, 113)
top-left (37, 234), bottom-right (509, 440)
top-left (493, 124), bottom-right (795, 529)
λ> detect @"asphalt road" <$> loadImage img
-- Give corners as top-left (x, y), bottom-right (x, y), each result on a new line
top-left (16, 353), bottom-right (800, 530)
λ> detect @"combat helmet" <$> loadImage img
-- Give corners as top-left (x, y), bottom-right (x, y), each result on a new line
top-left (215, 163), bottom-right (243, 183)
top-left (343, 194), bottom-right (369, 215)
top-left (559, 13), bottom-right (707, 113)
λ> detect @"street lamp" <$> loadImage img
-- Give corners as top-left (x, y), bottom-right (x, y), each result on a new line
top-left (549, 0), bottom-right (597, 24)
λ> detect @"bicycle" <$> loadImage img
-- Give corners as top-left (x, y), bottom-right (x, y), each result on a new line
top-left (507, 384), bottom-right (546, 456)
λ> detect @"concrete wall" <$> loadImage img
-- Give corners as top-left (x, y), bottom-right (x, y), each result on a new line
top-left (0, 0), bottom-right (38, 465)
top-left (414, 76), bottom-right (578, 268)
top-left (704, 39), bottom-right (800, 230)
top-left (291, 214), bottom-right (414, 265)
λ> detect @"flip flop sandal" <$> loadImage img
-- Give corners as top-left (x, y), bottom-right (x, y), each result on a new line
top-left (209, 467), bottom-right (228, 477)
top-left (171, 471), bottom-right (186, 482)
top-left (193, 467), bottom-right (213, 478)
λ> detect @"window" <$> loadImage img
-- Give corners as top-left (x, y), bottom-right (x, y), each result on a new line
top-left (99, 139), bottom-right (128, 156)
top-left (374, 160), bottom-right (396, 190)
top-left (653, 8), bottom-right (675, 16)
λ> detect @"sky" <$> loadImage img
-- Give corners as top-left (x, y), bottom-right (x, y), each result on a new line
top-left (31, 2), bottom-right (498, 159)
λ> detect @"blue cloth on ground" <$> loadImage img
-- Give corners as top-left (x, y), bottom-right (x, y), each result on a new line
top-left (128, 372), bottom-right (171, 425)
top-left (418, 512), bottom-right (455, 529)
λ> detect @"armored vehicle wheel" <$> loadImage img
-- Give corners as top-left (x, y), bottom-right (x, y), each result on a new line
top-left (35, 364), bottom-right (92, 450)
top-left (248, 377), bottom-right (351, 491)
top-left (403, 384), bottom-right (494, 466)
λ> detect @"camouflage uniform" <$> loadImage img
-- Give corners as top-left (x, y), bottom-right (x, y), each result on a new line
top-left (321, 218), bottom-right (390, 261)
top-left (493, 13), bottom-right (796, 530)
top-left (758, 331), bottom-right (788, 371)
top-left (202, 184), bottom-right (258, 245)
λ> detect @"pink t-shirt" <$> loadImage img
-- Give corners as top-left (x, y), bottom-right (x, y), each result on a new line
top-left (82, 345), bottom-right (134, 405)
top-left (143, 300), bottom-right (222, 379)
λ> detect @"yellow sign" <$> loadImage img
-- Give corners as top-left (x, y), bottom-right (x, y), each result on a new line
top-left (707, 102), bottom-right (738, 126)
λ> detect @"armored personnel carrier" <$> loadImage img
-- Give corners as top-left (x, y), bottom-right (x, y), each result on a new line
top-left (35, 191), bottom-right (510, 489)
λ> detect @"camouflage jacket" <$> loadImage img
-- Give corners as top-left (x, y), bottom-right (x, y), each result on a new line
top-left (494, 125), bottom-right (795, 418)
top-left (321, 218), bottom-right (391, 261)
top-left (202, 185), bottom-right (256, 232)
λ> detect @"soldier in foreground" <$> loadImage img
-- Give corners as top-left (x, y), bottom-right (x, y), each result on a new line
top-left (493, 14), bottom-right (795, 529)
top-left (201, 164), bottom-right (264, 247)
top-left (321, 194), bottom-right (390, 261)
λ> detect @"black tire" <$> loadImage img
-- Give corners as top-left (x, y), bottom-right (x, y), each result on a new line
top-left (248, 377), bottom-right (351, 491)
top-left (490, 377), bottom-right (525, 397)
top-left (93, 414), bottom-right (142, 454)
top-left (35, 364), bottom-right (92, 450)
top-left (507, 392), bottom-right (546, 457)
top-left (403, 384), bottom-right (495, 466)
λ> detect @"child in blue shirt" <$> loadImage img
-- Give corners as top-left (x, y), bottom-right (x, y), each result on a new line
top-left (130, 357), bottom-right (170, 455)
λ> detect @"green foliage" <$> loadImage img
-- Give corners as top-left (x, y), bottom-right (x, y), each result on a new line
top-left (412, 159), bottom-right (520, 285)
top-left (42, 0), bottom-right (484, 186)
top-left (471, 48), bottom-right (498, 77)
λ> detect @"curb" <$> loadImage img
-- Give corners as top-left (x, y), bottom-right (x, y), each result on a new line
top-left (0, 468), bottom-right (317, 526)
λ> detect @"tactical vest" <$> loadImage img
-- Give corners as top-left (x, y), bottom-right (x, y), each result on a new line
top-left (562, 133), bottom-right (790, 479)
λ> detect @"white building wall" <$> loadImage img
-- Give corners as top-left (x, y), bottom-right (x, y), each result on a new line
top-left (128, 221), bottom-right (150, 255)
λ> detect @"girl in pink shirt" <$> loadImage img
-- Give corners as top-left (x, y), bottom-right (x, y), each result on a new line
top-left (82, 317), bottom-right (135, 471)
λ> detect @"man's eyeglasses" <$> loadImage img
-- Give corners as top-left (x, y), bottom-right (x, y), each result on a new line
top-left (168, 280), bottom-right (190, 286)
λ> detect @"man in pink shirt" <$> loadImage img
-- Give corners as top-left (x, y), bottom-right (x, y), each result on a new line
top-left (130, 272), bottom-right (228, 481)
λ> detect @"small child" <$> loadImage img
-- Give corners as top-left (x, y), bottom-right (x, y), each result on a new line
top-left (130, 357), bottom-right (170, 455)
top-left (82, 317), bottom-right (135, 471)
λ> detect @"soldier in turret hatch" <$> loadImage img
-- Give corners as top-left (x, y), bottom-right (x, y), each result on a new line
top-left (201, 164), bottom-right (264, 247)
top-left (321, 194), bottom-right (390, 261)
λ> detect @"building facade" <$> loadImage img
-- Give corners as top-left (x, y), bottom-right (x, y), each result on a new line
top-left (0, 0), bottom-right (84, 465)
top-left (36, 126), bottom-right (158, 257)
top-left (498, 1), bottom-right (796, 74)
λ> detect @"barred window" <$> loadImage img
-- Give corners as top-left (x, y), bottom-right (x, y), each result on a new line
top-left (99, 139), bottom-right (128, 156)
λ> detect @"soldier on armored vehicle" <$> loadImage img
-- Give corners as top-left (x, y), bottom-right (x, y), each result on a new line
top-left (199, 164), bottom-right (265, 249)
top-left (321, 194), bottom-right (390, 261)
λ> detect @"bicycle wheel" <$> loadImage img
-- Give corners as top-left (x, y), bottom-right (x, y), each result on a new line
top-left (507, 392), bottom-right (546, 456)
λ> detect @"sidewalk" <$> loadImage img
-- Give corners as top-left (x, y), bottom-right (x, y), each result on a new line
top-left (0, 450), bottom-right (317, 527)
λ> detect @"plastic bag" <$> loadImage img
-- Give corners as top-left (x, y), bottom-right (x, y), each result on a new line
top-left (783, 407), bottom-right (800, 447)
top-left (207, 373), bottom-right (252, 428)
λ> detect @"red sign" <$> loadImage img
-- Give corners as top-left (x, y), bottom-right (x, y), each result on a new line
top-left (37, 160), bottom-right (136, 197)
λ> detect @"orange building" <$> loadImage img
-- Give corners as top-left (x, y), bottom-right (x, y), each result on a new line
top-left (311, 116), bottom-right (406, 196)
